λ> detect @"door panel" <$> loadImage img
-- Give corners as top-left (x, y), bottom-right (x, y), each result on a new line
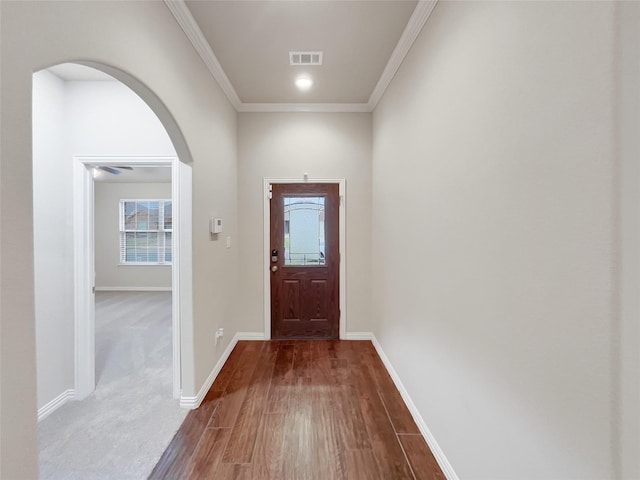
top-left (283, 279), bottom-right (301, 320)
top-left (307, 279), bottom-right (328, 320)
top-left (270, 183), bottom-right (339, 339)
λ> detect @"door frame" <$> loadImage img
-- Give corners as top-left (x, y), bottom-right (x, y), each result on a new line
top-left (263, 178), bottom-right (346, 340)
top-left (73, 155), bottom-right (190, 400)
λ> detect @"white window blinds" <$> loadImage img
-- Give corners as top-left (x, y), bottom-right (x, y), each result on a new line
top-left (119, 199), bottom-right (172, 264)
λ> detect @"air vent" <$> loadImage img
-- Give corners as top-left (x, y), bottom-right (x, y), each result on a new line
top-left (289, 51), bottom-right (323, 66)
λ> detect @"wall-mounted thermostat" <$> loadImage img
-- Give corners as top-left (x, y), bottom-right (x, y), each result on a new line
top-left (210, 217), bottom-right (223, 234)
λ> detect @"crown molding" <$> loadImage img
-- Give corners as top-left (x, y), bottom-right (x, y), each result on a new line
top-left (367, 0), bottom-right (438, 111)
top-left (237, 103), bottom-right (370, 113)
top-left (165, 0), bottom-right (437, 114)
top-left (164, 0), bottom-right (241, 109)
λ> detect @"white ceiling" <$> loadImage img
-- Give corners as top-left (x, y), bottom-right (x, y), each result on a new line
top-left (169, 0), bottom-right (437, 111)
top-left (93, 166), bottom-right (171, 183)
top-left (184, 0), bottom-right (418, 105)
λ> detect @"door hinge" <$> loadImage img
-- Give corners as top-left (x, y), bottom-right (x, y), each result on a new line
top-left (268, 183), bottom-right (273, 200)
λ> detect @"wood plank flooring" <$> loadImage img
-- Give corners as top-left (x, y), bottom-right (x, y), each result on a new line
top-left (150, 340), bottom-right (445, 480)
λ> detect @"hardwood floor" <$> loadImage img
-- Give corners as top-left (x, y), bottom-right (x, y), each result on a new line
top-left (150, 340), bottom-right (445, 480)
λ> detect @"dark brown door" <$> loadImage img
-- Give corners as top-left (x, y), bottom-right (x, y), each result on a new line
top-left (270, 183), bottom-right (339, 339)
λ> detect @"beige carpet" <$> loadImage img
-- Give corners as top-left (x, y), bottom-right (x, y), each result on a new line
top-left (38, 291), bottom-right (187, 480)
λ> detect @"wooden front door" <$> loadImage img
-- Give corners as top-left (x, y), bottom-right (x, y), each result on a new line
top-left (270, 183), bottom-right (339, 339)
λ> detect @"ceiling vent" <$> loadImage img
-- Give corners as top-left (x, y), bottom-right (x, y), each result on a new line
top-left (289, 51), bottom-right (323, 66)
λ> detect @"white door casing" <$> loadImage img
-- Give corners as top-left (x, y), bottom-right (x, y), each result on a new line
top-left (73, 156), bottom-right (191, 400)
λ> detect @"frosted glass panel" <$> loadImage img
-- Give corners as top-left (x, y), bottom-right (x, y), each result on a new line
top-left (284, 196), bottom-right (325, 265)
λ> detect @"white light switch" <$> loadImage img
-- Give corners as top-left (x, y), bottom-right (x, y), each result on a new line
top-left (226, 236), bottom-right (231, 249)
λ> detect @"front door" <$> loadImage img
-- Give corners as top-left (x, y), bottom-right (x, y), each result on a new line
top-left (270, 183), bottom-right (339, 339)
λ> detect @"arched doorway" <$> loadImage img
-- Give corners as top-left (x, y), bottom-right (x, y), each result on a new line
top-left (32, 62), bottom-right (193, 478)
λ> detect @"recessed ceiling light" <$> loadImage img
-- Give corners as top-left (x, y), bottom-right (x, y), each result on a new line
top-left (295, 75), bottom-right (313, 91)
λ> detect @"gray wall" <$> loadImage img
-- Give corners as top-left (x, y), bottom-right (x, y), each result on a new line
top-left (617, 2), bottom-right (640, 477)
top-left (1, 2), bottom-right (238, 477)
top-left (371, 1), bottom-right (628, 478)
top-left (94, 182), bottom-right (172, 290)
top-left (237, 112), bottom-right (372, 335)
top-left (32, 70), bottom-right (75, 417)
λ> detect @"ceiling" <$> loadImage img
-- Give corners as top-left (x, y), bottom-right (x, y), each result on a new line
top-left (93, 166), bottom-right (171, 183)
top-left (169, 0), bottom-right (437, 111)
top-left (185, 0), bottom-right (417, 105)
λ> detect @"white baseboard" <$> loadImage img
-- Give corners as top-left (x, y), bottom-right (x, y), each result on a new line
top-left (344, 332), bottom-right (374, 340)
top-left (369, 334), bottom-right (459, 480)
top-left (179, 332), bottom-right (266, 409)
top-left (180, 334), bottom-right (239, 409)
top-left (95, 286), bottom-right (172, 292)
top-left (237, 332), bottom-right (266, 340)
top-left (38, 389), bottom-right (75, 422)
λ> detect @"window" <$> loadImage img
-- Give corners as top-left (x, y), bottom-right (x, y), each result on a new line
top-left (119, 199), bottom-right (172, 265)
top-left (283, 196), bottom-right (325, 265)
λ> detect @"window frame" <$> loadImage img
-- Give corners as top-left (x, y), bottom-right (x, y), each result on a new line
top-left (118, 198), bottom-right (172, 266)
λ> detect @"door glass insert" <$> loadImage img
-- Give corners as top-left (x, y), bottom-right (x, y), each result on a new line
top-left (284, 196), bottom-right (325, 265)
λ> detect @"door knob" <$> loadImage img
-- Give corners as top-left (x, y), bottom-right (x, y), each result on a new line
top-left (271, 265), bottom-right (278, 272)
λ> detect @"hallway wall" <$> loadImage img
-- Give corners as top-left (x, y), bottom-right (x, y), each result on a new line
top-left (32, 70), bottom-right (74, 417)
top-left (237, 112), bottom-right (372, 335)
top-left (372, 1), bottom-right (620, 478)
top-left (1, 2), bottom-right (238, 477)
top-left (617, 2), bottom-right (640, 477)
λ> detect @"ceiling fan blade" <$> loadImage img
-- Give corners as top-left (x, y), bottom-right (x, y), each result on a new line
top-left (99, 166), bottom-right (121, 175)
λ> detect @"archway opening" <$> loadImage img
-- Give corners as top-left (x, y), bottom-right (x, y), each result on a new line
top-left (32, 62), bottom-right (192, 479)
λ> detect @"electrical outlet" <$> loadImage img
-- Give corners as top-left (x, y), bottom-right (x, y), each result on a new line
top-left (215, 328), bottom-right (224, 345)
